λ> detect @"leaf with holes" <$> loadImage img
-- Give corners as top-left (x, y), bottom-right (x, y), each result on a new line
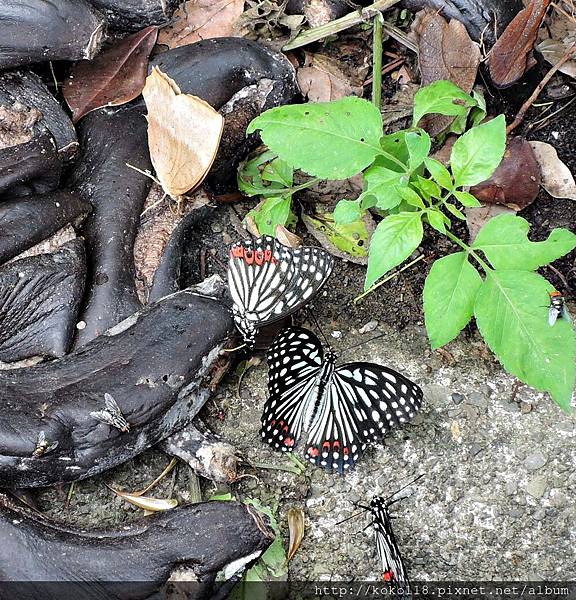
top-left (412, 80), bottom-right (477, 128)
top-left (475, 270), bottom-right (575, 412)
top-left (247, 97), bottom-right (383, 179)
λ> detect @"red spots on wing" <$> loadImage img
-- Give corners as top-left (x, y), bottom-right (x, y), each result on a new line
top-left (231, 245), bottom-right (278, 265)
top-left (271, 420), bottom-right (276, 427)
top-left (284, 437), bottom-right (295, 447)
top-left (383, 570), bottom-right (395, 582)
top-left (308, 446), bottom-right (320, 457)
top-left (333, 441), bottom-right (340, 450)
top-left (322, 441), bottom-right (330, 451)
top-left (343, 447), bottom-right (349, 456)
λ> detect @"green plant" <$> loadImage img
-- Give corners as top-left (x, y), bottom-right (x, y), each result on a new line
top-left (238, 81), bottom-right (576, 412)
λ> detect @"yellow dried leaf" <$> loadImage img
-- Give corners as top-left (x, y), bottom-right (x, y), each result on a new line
top-left (275, 224), bottom-right (301, 248)
top-left (108, 485), bottom-right (178, 512)
top-left (287, 507), bottom-right (305, 562)
top-left (142, 66), bottom-right (223, 199)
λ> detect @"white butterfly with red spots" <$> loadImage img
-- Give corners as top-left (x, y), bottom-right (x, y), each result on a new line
top-left (227, 236), bottom-right (333, 346)
top-left (260, 326), bottom-right (423, 472)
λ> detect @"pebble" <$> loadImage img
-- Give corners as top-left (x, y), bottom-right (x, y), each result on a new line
top-left (526, 475), bottom-right (547, 499)
top-left (505, 480), bottom-right (518, 496)
top-left (359, 320), bottom-right (378, 334)
top-left (467, 392), bottom-right (488, 409)
top-left (211, 222), bottom-right (223, 233)
top-left (524, 450), bottom-right (547, 471)
top-left (451, 392), bottom-right (465, 405)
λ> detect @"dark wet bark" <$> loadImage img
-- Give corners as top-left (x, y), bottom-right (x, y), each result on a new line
top-left (0, 190), bottom-right (90, 266)
top-left (0, 70), bottom-right (78, 162)
top-left (0, 132), bottom-right (61, 198)
top-left (0, 288), bottom-right (233, 488)
top-left (67, 105), bottom-right (152, 347)
top-left (0, 492), bottom-right (272, 599)
top-left (88, 0), bottom-right (181, 31)
top-left (0, 1), bottom-right (105, 73)
top-left (0, 239), bottom-right (86, 362)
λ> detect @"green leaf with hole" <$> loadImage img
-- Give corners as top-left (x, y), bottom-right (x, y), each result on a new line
top-left (365, 212), bottom-right (423, 289)
top-left (424, 252), bottom-right (483, 348)
top-left (472, 214), bottom-right (576, 271)
top-left (303, 212), bottom-right (369, 259)
top-left (413, 80), bottom-right (477, 128)
top-left (334, 199), bottom-right (362, 225)
top-left (450, 115), bottom-right (506, 187)
top-left (247, 97), bottom-right (383, 179)
top-left (406, 130), bottom-right (431, 171)
top-left (247, 196), bottom-right (293, 236)
top-left (475, 270), bottom-right (575, 412)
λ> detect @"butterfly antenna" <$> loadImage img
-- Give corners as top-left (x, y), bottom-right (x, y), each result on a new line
top-left (339, 332), bottom-right (387, 357)
top-left (306, 307), bottom-right (331, 348)
top-left (335, 509), bottom-right (367, 526)
top-left (382, 473), bottom-right (425, 506)
top-left (221, 343), bottom-right (247, 353)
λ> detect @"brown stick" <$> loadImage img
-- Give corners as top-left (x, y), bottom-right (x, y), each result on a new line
top-left (507, 41), bottom-right (576, 134)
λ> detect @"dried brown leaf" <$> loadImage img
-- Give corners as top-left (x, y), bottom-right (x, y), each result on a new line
top-left (142, 67), bottom-right (224, 199)
top-left (470, 137), bottom-right (541, 210)
top-left (287, 507), bottom-right (305, 562)
top-left (158, 0), bottom-right (244, 49)
top-left (297, 52), bottom-right (364, 102)
top-left (538, 39), bottom-right (576, 79)
top-left (414, 10), bottom-right (480, 134)
top-left (529, 140), bottom-right (576, 200)
top-left (64, 27), bottom-right (158, 123)
top-left (275, 224), bottom-right (301, 248)
top-left (108, 486), bottom-right (178, 512)
top-left (487, 0), bottom-right (551, 88)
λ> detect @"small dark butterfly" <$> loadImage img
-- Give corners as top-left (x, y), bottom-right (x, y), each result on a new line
top-left (227, 236), bottom-right (333, 347)
top-left (260, 326), bottom-right (423, 472)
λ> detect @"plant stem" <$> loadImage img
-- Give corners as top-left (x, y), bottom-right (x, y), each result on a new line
top-left (372, 14), bottom-right (383, 110)
top-left (257, 178), bottom-right (321, 198)
top-left (354, 254), bottom-right (425, 303)
top-left (283, 0), bottom-right (402, 51)
top-left (443, 228), bottom-right (492, 273)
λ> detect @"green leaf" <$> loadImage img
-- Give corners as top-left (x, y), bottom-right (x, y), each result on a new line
top-left (405, 130), bottom-right (431, 171)
top-left (453, 190), bottom-right (481, 207)
top-left (473, 214), bottom-right (576, 271)
top-left (398, 186), bottom-right (425, 209)
top-left (365, 212), bottom-right (423, 289)
top-left (208, 492), bottom-right (235, 501)
top-left (261, 157), bottom-right (293, 187)
top-left (333, 199), bottom-right (362, 224)
top-left (303, 212), bottom-right (369, 259)
top-left (247, 196), bottom-right (293, 236)
top-left (475, 271), bottom-right (575, 412)
top-left (360, 163), bottom-right (406, 210)
top-left (445, 203), bottom-right (466, 220)
top-left (427, 209), bottom-right (447, 234)
top-left (424, 252), bottom-right (483, 348)
top-left (424, 157), bottom-right (452, 190)
top-left (415, 176), bottom-right (441, 201)
top-left (238, 150), bottom-right (281, 196)
top-left (450, 115), bottom-right (507, 187)
top-left (470, 89), bottom-right (487, 127)
top-left (413, 80), bottom-right (477, 128)
top-left (247, 97), bottom-right (383, 179)
top-left (380, 131), bottom-right (409, 167)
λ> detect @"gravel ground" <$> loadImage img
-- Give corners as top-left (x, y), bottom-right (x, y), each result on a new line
top-left (39, 303), bottom-right (576, 582)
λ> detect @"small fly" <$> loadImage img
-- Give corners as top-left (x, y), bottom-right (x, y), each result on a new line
top-left (548, 291), bottom-right (571, 326)
top-left (90, 393), bottom-right (130, 433)
top-left (32, 430), bottom-right (59, 458)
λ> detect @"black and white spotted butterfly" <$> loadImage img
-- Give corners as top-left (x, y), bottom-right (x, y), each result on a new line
top-left (260, 326), bottom-right (423, 472)
top-left (227, 236), bottom-right (333, 347)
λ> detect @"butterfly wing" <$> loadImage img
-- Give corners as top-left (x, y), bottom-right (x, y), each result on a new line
top-left (305, 362), bottom-right (423, 472)
top-left (228, 237), bottom-right (333, 342)
top-left (261, 327), bottom-right (324, 452)
top-left (370, 497), bottom-right (410, 588)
